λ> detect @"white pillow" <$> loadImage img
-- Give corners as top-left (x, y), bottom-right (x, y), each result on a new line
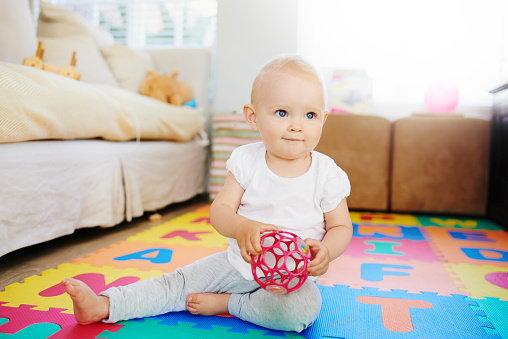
top-left (37, 1), bottom-right (114, 48)
top-left (101, 44), bottom-right (155, 92)
top-left (0, 0), bottom-right (38, 64)
top-left (38, 36), bottom-right (118, 86)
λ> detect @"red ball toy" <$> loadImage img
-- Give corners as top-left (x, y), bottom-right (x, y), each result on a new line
top-left (251, 231), bottom-right (312, 294)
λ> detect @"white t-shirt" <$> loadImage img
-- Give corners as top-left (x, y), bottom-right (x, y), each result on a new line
top-left (226, 142), bottom-right (350, 280)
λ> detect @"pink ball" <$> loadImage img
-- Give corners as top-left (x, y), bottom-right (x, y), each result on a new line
top-left (424, 80), bottom-right (459, 113)
top-left (251, 231), bottom-right (311, 294)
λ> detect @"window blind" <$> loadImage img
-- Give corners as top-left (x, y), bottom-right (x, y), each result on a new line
top-left (45, 0), bottom-right (217, 49)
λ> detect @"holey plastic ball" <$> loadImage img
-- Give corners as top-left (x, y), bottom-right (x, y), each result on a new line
top-left (251, 231), bottom-right (311, 294)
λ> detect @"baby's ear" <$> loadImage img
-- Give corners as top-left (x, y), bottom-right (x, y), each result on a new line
top-left (243, 104), bottom-right (259, 131)
top-left (323, 110), bottom-right (329, 124)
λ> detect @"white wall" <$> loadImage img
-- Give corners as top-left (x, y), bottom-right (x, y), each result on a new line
top-left (213, 0), bottom-right (298, 113)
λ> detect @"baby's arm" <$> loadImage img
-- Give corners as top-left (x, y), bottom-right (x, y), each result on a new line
top-left (305, 198), bottom-right (353, 276)
top-left (210, 172), bottom-right (280, 263)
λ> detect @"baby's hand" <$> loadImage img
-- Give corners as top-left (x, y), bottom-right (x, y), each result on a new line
top-left (235, 220), bottom-right (280, 263)
top-left (304, 239), bottom-right (330, 276)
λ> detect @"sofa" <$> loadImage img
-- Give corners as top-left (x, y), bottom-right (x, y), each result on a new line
top-left (316, 114), bottom-right (491, 217)
top-left (0, 1), bottom-right (211, 257)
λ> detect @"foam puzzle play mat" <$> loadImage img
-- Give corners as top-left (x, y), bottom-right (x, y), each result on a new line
top-left (1, 205), bottom-right (507, 338)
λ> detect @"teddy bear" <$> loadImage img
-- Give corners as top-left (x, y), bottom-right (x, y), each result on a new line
top-left (139, 70), bottom-right (193, 106)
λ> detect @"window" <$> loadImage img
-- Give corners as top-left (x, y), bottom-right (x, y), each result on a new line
top-left (298, 0), bottom-right (508, 107)
top-left (44, 0), bottom-right (217, 49)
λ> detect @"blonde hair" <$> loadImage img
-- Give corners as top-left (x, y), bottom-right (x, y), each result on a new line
top-left (251, 54), bottom-right (327, 105)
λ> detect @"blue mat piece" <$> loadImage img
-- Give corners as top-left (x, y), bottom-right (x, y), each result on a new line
top-left (352, 224), bottom-right (427, 241)
top-left (98, 318), bottom-right (303, 339)
top-left (129, 312), bottom-right (290, 338)
top-left (300, 285), bottom-right (500, 339)
top-left (468, 297), bottom-right (508, 338)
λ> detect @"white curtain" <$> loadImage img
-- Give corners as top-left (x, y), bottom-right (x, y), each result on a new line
top-left (298, 0), bottom-right (507, 107)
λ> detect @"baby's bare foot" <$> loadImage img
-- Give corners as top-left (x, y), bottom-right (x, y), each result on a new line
top-left (186, 293), bottom-right (231, 316)
top-left (62, 278), bottom-right (110, 325)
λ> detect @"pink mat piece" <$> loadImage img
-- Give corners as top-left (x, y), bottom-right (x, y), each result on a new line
top-left (343, 237), bottom-right (440, 262)
top-left (318, 255), bottom-right (465, 296)
top-left (0, 302), bottom-right (122, 339)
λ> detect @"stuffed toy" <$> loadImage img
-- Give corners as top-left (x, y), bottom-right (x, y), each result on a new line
top-left (139, 70), bottom-right (193, 106)
top-left (23, 41), bottom-right (81, 80)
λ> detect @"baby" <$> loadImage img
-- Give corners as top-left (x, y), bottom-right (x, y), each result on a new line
top-left (62, 54), bottom-right (353, 333)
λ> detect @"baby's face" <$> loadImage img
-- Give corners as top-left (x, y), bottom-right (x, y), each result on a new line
top-left (253, 71), bottom-right (327, 162)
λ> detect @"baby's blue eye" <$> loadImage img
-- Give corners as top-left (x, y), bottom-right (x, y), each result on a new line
top-left (306, 112), bottom-right (316, 119)
top-left (276, 110), bottom-right (287, 117)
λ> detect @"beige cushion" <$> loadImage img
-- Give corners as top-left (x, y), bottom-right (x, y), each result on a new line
top-left (36, 1), bottom-right (118, 86)
top-left (37, 1), bottom-right (114, 48)
top-left (38, 36), bottom-right (118, 86)
top-left (0, 62), bottom-right (203, 143)
top-left (315, 114), bottom-right (391, 211)
top-left (0, 0), bottom-right (38, 64)
top-left (101, 44), bottom-right (155, 92)
top-left (391, 116), bottom-right (491, 215)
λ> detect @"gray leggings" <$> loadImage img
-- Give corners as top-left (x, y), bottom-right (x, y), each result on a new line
top-left (100, 252), bottom-right (322, 332)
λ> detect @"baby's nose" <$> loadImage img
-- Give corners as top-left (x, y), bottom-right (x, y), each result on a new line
top-left (289, 118), bottom-right (303, 131)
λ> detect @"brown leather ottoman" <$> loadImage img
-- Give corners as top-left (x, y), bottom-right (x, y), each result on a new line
top-left (390, 115), bottom-right (490, 215)
top-left (316, 114), bottom-right (391, 211)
